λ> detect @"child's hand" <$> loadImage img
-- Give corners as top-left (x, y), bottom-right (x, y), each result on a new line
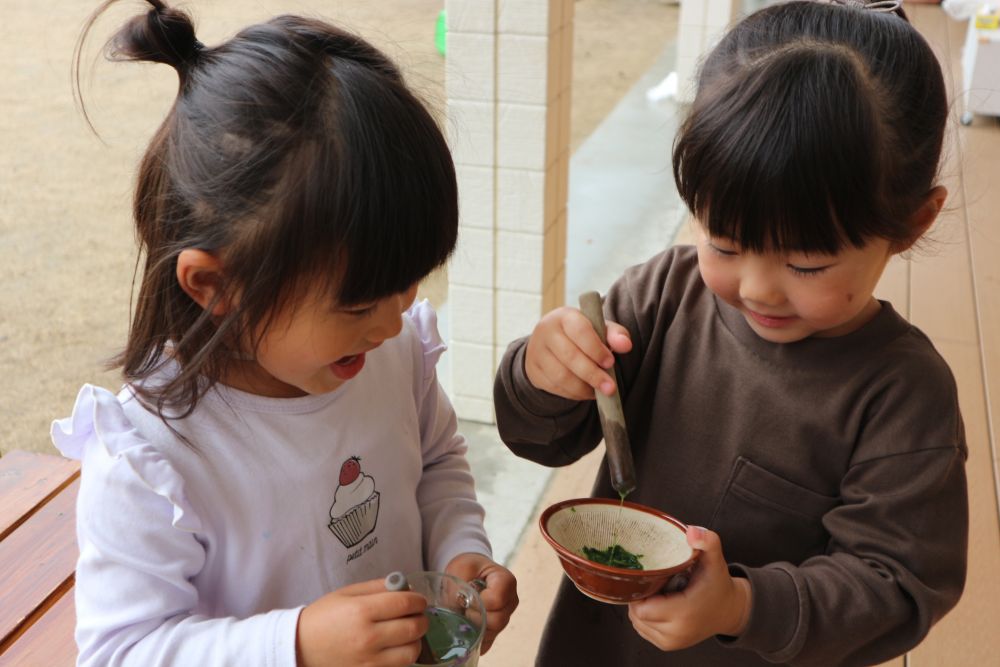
top-left (296, 578), bottom-right (429, 667)
top-left (524, 306), bottom-right (633, 400)
top-left (627, 527), bottom-right (751, 652)
top-left (445, 552), bottom-right (519, 654)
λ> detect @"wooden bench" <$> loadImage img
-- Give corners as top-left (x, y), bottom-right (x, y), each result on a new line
top-left (0, 450), bottom-right (80, 667)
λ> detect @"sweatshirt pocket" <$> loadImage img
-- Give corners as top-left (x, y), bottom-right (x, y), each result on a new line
top-left (709, 456), bottom-right (839, 567)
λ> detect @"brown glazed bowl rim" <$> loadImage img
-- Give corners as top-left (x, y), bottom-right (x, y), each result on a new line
top-left (539, 497), bottom-right (701, 577)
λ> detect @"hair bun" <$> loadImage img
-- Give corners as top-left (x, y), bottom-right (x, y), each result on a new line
top-left (111, 0), bottom-right (201, 74)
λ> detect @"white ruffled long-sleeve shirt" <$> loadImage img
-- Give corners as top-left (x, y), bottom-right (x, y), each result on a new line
top-left (51, 301), bottom-right (491, 667)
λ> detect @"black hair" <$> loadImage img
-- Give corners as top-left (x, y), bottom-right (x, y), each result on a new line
top-left (672, 1), bottom-right (946, 254)
top-left (76, 1), bottom-right (458, 417)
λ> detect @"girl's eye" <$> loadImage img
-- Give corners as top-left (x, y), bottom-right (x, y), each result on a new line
top-left (787, 264), bottom-right (828, 276)
top-left (708, 243), bottom-right (738, 256)
top-left (343, 305), bottom-right (377, 317)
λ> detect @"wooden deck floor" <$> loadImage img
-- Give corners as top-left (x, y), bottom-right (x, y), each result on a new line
top-left (482, 7), bottom-right (1000, 665)
top-left (876, 6), bottom-right (1000, 665)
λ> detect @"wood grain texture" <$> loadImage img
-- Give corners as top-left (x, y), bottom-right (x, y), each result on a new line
top-left (0, 451), bottom-right (79, 541)
top-left (0, 589), bottom-right (76, 667)
top-left (906, 7), bottom-right (1000, 666)
top-left (0, 478), bottom-right (79, 651)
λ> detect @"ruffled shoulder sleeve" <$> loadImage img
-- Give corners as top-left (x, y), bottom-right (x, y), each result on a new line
top-left (406, 299), bottom-right (447, 386)
top-left (50, 384), bottom-right (202, 533)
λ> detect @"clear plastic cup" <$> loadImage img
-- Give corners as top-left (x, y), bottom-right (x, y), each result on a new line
top-left (406, 571), bottom-right (486, 667)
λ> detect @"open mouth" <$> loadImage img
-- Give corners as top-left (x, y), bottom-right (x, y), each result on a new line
top-left (331, 352), bottom-right (366, 380)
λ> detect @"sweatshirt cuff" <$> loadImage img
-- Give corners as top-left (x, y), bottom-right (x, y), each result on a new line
top-left (506, 341), bottom-right (581, 419)
top-left (717, 564), bottom-right (804, 662)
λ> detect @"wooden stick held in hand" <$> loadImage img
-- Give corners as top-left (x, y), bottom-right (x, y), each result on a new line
top-left (578, 291), bottom-right (638, 497)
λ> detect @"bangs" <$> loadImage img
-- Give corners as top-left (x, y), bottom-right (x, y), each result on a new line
top-left (252, 58), bottom-right (458, 308)
top-left (674, 42), bottom-right (907, 254)
top-left (330, 65), bottom-right (458, 305)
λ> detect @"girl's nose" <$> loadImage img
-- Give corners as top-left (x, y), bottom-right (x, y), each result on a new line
top-left (739, 265), bottom-right (785, 307)
top-left (369, 285), bottom-right (417, 342)
top-left (369, 301), bottom-right (404, 342)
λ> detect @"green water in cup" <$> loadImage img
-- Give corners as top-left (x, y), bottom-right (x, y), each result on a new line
top-left (420, 607), bottom-right (479, 664)
top-left (408, 571), bottom-right (486, 667)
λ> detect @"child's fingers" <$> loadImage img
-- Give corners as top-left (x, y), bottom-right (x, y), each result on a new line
top-left (562, 312), bottom-right (617, 369)
top-left (546, 330), bottom-right (618, 396)
top-left (629, 598), bottom-right (670, 645)
top-left (628, 594), bottom-right (691, 651)
top-left (605, 322), bottom-right (633, 354)
top-left (686, 524), bottom-right (717, 551)
top-left (528, 342), bottom-right (604, 399)
top-left (631, 618), bottom-right (661, 649)
top-left (369, 613), bottom-right (430, 649)
top-left (630, 613), bottom-right (677, 652)
top-left (686, 526), bottom-right (725, 581)
top-left (374, 642), bottom-right (424, 667)
top-left (479, 590), bottom-right (517, 654)
top-left (629, 590), bottom-right (682, 624)
top-left (441, 554), bottom-right (518, 656)
top-left (338, 578), bottom-right (399, 597)
top-left (366, 591), bottom-right (428, 622)
top-left (480, 577), bottom-right (518, 621)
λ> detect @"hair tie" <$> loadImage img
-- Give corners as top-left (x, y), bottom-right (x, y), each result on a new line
top-left (822, 0), bottom-right (903, 13)
top-left (145, 1), bottom-right (202, 72)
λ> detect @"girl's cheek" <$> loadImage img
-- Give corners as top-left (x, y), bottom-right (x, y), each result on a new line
top-left (699, 263), bottom-right (736, 301)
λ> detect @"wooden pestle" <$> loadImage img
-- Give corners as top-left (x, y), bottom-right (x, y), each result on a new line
top-left (578, 291), bottom-right (638, 497)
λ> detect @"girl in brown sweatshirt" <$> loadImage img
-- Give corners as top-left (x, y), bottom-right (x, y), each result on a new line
top-left (494, 2), bottom-right (966, 665)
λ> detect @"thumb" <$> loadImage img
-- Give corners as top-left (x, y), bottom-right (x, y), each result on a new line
top-left (605, 322), bottom-right (632, 354)
top-left (687, 525), bottom-right (724, 564)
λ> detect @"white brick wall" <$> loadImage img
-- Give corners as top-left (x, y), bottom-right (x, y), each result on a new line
top-left (449, 285), bottom-right (495, 343)
top-left (450, 227), bottom-right (495, 289)
top-left (447, 100), bottom-right (495, 167)
top-left (496, 230), bottom-right (544, 293)
top-left (455, 165), bottom-right (494, 230)
top-left (447, 0), bottom-right (496, 33)
top-left (675, 0), bottom-right (741, 104)
top-left (446, 0), bottom-right (573, 423)
top-left (446, 33), bottom-right (496, 102)
top-left (497, 168), bottom-right (545, 233)
top-left (496, 289), bottom-right (543, 345)
top-left (450, 341), bottom-right (495, 398)
top-left (498, 0), bottom-right (550, 35)
top-left (497, 35), bottom-right (549, 104)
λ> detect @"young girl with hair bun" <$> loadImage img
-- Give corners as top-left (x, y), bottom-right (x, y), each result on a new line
top-left (53, 2), bottom-right (517, 665)
top-left (494, 2), bottom-right (967, 665)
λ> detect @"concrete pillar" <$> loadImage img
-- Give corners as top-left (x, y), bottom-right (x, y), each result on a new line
top-left (675, 0), bottom-right (742, 103)
top-left (445, 0), bottom-right (573, 423)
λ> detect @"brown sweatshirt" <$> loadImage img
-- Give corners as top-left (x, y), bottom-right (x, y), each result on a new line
top-left (494, 245), bottom-right (967, 666)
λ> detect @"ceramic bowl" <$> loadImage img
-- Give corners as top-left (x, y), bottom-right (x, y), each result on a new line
top-left (539, 497), bottom-right (700, 604)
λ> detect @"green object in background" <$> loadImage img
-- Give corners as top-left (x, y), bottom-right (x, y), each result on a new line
top-left (435, 9), bottom-right (447, 56)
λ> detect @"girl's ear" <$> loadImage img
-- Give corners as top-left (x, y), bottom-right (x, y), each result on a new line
top-left (895, 185), bottom-right (948, 252)
top-left (176, 249), bottom-right (230, 316)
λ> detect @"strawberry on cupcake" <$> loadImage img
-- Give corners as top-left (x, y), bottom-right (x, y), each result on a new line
top-left (328, 456), bottom-right (380, 548)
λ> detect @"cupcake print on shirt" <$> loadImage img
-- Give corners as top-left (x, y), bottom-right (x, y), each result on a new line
top-left (328, 457), bottom-right (380, 548)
